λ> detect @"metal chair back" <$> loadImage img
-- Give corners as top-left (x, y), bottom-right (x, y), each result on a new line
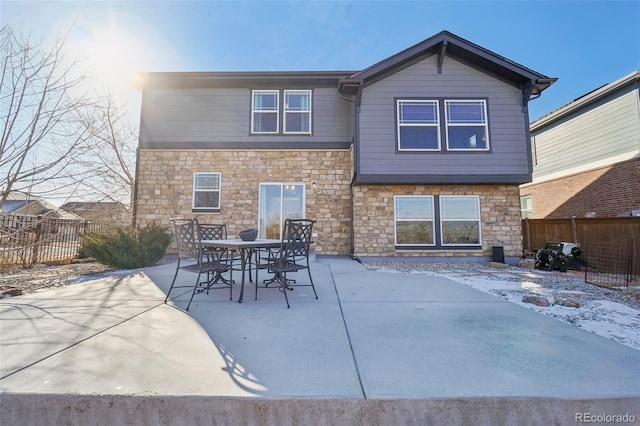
top-left (172, 219), bottom-right (200, 260)
top-left (198, 222), bottom-right (227, 240)
top-left (279, 219), bottom-right (314, 262)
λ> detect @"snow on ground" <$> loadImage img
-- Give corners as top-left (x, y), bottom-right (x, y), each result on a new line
top-left (366, 263), bottom-right (640, 351)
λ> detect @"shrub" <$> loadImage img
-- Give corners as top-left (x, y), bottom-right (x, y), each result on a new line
top-left (81, 223), bottom-right (172, 269)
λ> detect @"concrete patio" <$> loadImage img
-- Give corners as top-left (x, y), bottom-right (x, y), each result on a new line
top-left (1, 257), bottom-right (638, 425)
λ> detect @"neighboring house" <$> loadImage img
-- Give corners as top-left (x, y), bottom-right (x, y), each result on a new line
top-left (520, 71), bottom-right (640, 219)
top-left (1, 192), bottom-right (81, 220)
top-left (133, 30), bottom-right (556, 263)
top-left (60, 201), bottom-right (131, 226)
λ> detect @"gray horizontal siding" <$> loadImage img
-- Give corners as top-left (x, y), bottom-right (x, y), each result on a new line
top-left (532, 87), bottom-right (640, 179)
top-left (140, 87), bottom-right (353, 148)
top-left (357, 55), bottom-right (530, 180)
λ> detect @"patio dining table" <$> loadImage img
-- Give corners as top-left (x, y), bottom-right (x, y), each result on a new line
top-left (200, 238), bottom-right (282, 303)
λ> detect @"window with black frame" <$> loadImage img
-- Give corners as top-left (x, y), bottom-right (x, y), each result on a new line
top-left (394, 194), bottom-right (482, 248)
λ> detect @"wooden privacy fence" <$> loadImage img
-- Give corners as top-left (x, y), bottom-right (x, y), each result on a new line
top-left (522, 217), bottom-right (639, 288)
top-left (0, 214), bottom-right (114, 267)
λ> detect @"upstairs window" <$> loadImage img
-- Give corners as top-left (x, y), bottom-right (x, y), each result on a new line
top-left (252, 90), bottom-right (279, 134)
top-left (284, 90), bottom-right (311, 134)
top-left (192, 173), bottom-right (221, 211)
top-left (396, 100), bottom-right (440, 151)
top-left (445, 100), bottom-right (489, 150)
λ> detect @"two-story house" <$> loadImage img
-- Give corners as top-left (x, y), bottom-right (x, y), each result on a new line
top-left (520, 70), bottom-right (640, 219)
top-left (133, 31), bottom-right (556, 264)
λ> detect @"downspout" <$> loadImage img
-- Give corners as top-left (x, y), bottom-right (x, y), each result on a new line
top-left (349, 169), bottom-right (360, 263)
top-left (349, 101), bottom-right (362, 263)
top-left (339, 90), bottom-right (361, 263)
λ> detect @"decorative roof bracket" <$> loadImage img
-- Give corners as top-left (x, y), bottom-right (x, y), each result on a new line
top-left (437, 41), bottom-right (448, 74)
top-left (522, 80), bottom-right (535, 109)
top-left (522, 78), bottom-right (558, 110)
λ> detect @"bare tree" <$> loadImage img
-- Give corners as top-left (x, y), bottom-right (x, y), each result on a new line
top-left (0, 24), bottom-right (93, 207)
top-left (74, 92), bottom-right (137, 207)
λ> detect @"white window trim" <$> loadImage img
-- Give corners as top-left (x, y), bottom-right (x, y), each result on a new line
top-left (283, 90), bottom-right (312, 135)
top-left (258, 182), bottom-right (306, 239)
top-left (394, 195), bottom-right (436, 246)
top-left (396, 100), bottom-right (441, 151)
top-left (192, 172), bottom-right (222, 210)
top-left (439, 195), bottom-right (482, 246)
top-left (520, 195), bottom-right (533, 219)
top-left (444, 100), bottom-right (490, 151)
top-left (531, 135), bottom-right (537, 166)
top-left (251, 90), bottom-right (279, 134)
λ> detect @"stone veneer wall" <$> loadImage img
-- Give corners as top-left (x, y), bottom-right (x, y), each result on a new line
top-left (352, 184), bottom-right (523, 259)
top-left (135, 149), bottom-right (353, 255)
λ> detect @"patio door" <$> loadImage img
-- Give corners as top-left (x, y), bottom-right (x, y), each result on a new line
top-left (258, 183), bottom-right (305, 239)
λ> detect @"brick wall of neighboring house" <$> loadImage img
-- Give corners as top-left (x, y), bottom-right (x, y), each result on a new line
top-left (520, 158), bottom-right (640, 219)
top-left (352, 184), bottom-right (523, 259)
top-left (135, 149), bottom-right (353, 255)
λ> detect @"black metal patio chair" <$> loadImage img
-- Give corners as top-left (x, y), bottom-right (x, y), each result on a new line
top-left (165, 218), bottom-right (234, 311)
top-left (255, 218), bottom-right (317, 308)
top-left (198, 222), bottom-right (238, 283)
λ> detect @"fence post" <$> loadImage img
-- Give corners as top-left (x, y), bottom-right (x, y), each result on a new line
top-left (524, 218), bottom-right (531, 254)
top-left (571, 216), bottom-right (578, 244)
top-left (31, 215), bottom-right (43, 265)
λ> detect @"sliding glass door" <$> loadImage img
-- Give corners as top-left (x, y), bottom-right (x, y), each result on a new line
top-left (258, 183), bottom-right (305, 239)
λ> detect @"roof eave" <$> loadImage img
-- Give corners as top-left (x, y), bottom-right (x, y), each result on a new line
top-left (353, 30), bottom-right (551, 87)
top-left (134, 70), bottom-right (358, 91)
top-left (531, 70), bottom-right (640, 130)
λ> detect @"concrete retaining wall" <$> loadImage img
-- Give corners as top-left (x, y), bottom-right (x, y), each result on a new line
top-left (2, 394), bottom-right (638, 425)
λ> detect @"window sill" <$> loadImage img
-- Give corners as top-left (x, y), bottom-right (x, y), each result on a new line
top-left (192, 208), bottom-right (221, 213)
top-left (250, 133), bottom-right (313, 136)
top-left (395, 245), bottom-right (483, 250)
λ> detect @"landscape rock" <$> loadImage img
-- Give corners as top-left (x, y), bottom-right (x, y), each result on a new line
top-left (517, 258), bottom-right (536, 269)
top-left (553, 296), bottom-right (581, 308)
top-left (1, 288), bottom-right (23, 298)
top-left (522, 295), bottom-right (550, 307)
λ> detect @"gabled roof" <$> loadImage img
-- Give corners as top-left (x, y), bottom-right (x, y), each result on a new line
top-left (134, 30), bottom-right (556, 102)
top-left (531, 70), bottom-right (640, 131)
top-left (339, 30), bottom-right (556, 97)
top-left (1, 192), bottom-right (82, 220)
top-left (61, 201), bottom-right (128, 211)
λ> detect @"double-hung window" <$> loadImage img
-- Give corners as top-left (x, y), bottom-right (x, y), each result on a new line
top-left (252, 90), bottom-right (279, 134)
top-left (396, 99), bottom-right (489, 151)
top-left (192, 173), bottom-right (221, 210)
top-left (394, 196), bottom-right (435, 246)
top-left (396, 100), bottom-right (440, 150)
top-left (284, 90), bottom-right (311, 134)
top-left (394, 195), bottom-right (482, 248)
top-left (445, 100), bottom-right (489, 150)
top-left (440, 196), bottom-right (481, 245)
